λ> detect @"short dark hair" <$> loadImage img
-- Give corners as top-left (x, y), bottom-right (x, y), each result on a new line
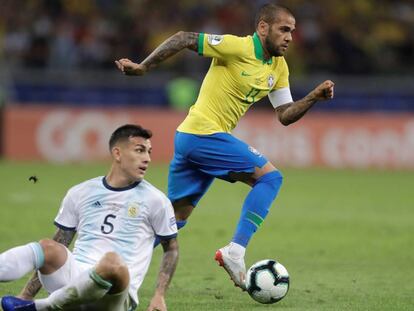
top-left (109, 124), bottom-right (152, 150)
top-left (255, 3), bottom-right (294, 28)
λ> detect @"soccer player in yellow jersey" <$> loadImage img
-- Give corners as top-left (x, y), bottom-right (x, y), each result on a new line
top-left (116, 4), bottom-right (334, 290)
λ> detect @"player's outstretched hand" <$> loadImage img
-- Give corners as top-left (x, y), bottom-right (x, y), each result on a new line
top-left (115, 58), bottom-right (147, 76)
top-left (146, 294), bottom-right (167, 311)
top-left (312, 80), bottom-right (335, 101)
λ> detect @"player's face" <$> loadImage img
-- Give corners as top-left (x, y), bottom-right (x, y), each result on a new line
top-left (118, 136), bottom-right (152, 182)
top-left (265, 12), bottom-right (296, 57)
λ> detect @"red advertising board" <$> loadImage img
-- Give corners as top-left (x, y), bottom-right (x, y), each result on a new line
top-left (3, 105), bottom-right (414, 169)
top-left (3, 106), bottom-right (184, 162)
top-left (235, 113), bottom-right (414, 169)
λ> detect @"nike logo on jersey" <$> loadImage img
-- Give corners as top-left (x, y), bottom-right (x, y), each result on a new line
top-left (241, 71), bottom-right (252, 76)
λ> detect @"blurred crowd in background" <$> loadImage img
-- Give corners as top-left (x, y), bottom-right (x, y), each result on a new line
top-left (1, 0), bottom-right (413, 76)
top-left (1, 0), bottom-right (414, 167)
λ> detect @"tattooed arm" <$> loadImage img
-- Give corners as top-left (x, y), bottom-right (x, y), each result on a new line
top-left (18, 228), bottom-right (76, 300)
top-left (275, 80), bottom-right (335, 126)
top-left (146, 238), bottom-right (179, 311)
top-left (115, 32), bottom-right (199, 76)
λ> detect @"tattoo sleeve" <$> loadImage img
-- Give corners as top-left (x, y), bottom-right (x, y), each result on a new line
top-left (154, 238), bottom-right (179, 296)
top-left (142, 31), bottom-right (199, 71)
top-left (275, 92), bottom-right (317, 126)
top-left (19, 228), bottom-right (76, 299)
top-left (52, 228), bottom-right (76, 247)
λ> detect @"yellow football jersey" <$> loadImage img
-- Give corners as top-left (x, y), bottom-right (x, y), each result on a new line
top-left (177, 32), bottom-right (290, 134)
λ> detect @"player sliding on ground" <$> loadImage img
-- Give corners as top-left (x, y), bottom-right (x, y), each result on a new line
top-left (0, 124), bottom-right (178, 311)
top-left (116, 3), bottom-right (334, 290)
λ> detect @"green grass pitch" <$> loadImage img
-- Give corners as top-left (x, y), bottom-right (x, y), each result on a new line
top-left (0, 161), bottom-right (413, 310)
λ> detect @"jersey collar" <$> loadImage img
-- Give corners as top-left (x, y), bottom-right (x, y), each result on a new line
top-left (102, 177), bottom-right (140, 191)
top-left (253, 32), bottom-right (273, 65)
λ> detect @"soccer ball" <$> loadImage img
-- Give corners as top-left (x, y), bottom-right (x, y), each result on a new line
top-left (245, 259), bottom-right (289, 304)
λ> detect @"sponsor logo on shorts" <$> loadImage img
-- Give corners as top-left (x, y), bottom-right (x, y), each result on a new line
top-left (248, 146), bottom-right (263, 157)
top-left (207, 34), bottom-right (223, 46)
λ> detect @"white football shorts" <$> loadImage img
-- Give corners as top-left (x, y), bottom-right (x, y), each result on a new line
top-left (38, 247), bottom-right (134, 311)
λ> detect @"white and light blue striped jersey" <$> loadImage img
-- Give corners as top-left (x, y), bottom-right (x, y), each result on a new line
top-left (54, 176), bottom-right (177, 306)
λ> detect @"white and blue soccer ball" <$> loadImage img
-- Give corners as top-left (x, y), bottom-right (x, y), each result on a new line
top-left (245, 259), bottom-right (290, 304)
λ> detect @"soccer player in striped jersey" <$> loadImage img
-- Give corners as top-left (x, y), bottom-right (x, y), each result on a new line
top-left (116, 4), bottom-right (334, 290)
top-left (0, 124), bottom-right (178, 311)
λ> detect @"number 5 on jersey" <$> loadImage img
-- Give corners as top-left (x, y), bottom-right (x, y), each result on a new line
top-left (101, 214), bottom-right (116, 234)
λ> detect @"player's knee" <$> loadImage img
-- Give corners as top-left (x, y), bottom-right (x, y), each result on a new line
top-left (39, 239), bottom-right (66, 262)
top-left (173, 198), bottom-right (194, 221)
top-left (175, 208), bottom-right (192, 221)
top-left (270, 170), bottom-right (283, 187)
top-left (259, 170), bottom-right (283, 188)
top-left (96, 252), bottom-right (130, 288)
top-left (39, 239), bottom-right (67, 267)
top-left (256, 171), bottom-right (283, 198)
top-left (39, 238), bottom-right (55, 250)
top-left (98, 252), bottom-right (126, 273)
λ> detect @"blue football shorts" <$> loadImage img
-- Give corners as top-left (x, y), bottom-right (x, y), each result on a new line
top-left (168, 131), bottom-right (268, 206)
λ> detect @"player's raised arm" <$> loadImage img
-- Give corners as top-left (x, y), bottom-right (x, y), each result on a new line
top-left (115, 31), bottom-right (199, 76)
top-left (273, 80), bottom-right (335, 126)
top-left (18, 228), bottom-right (76, 300)
top-left (146, 238), bottom-right (179, 311)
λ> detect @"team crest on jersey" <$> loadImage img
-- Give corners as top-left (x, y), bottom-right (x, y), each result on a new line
top-left (248, 146), bottom-right (263, 157)
top-left (207, 34), bottom-right (223, 46)
top-left (268, 74), bottom-right (275, 88)
top-left (128, 202), bottom-right (140, 218)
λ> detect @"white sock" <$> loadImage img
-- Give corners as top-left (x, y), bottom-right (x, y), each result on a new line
top-left (228, 242), bottom-right (246, 259)
top-left (35, 269), bottom-right (112, 311)
top-left (0, 242), bottom-right (44, 281)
